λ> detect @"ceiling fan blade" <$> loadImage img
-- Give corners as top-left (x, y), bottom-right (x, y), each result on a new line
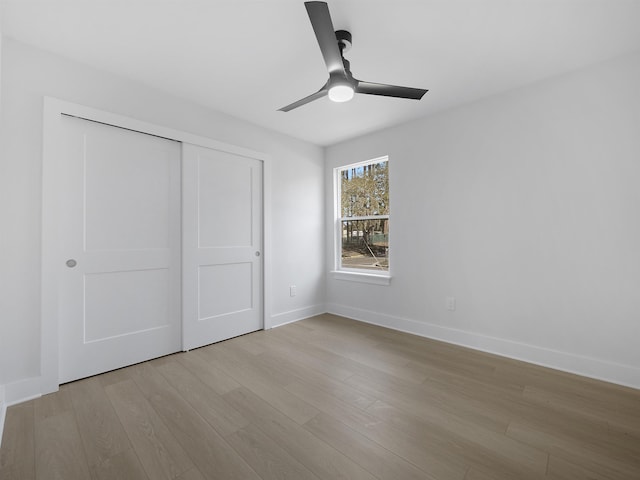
top-left (278, 86), bottom-right (328, 112)
top-left (305, 1), bottom-right (345, 75)
top-left (356, 81), bottom-right (428, 100)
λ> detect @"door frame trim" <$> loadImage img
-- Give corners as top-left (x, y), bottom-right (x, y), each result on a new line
top-left (42, 97), bottom-right (272, 394)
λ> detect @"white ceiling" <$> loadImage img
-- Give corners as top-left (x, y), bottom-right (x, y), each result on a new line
top-left (2, 0), bottom-right (640, 146)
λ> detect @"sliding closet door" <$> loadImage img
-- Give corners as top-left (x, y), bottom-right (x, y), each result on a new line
top-left (182, 143), bottom-right (263, 350)
top-left (58, 115), bottom-right (182, 383)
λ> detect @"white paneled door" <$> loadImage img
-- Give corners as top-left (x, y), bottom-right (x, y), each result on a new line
top-left (58, 115), bottom-right (182, 383)
top-left (55, 115), bottom-right (264, 384)
top-left (182, 143), bottom-right (263, 350)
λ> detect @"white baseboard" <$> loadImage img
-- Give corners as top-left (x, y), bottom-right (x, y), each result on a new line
top-left (0, 377), bottom-right (44, 448)
top-left (269, 304), bottom-right (327, 328)
top-left (327, 303), bottom-right (640, 390)
top-left (3, 376), bottom-right (43, 407)
top-left (0, 301), bottom-right (635, 450)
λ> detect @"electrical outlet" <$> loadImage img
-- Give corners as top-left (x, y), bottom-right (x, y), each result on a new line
top-left (290, 285), bottom-right (297, 297)
top-left (446, 296), bottom-right (456, 311)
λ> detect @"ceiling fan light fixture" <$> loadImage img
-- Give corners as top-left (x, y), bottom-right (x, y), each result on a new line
top-left (328, 83), bottom-right (354, 103)
top-left (278, 1), bottom-right (427, 112)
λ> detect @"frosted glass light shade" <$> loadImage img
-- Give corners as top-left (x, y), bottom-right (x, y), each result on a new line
top-left (328, 84), bottom-right (354, 102)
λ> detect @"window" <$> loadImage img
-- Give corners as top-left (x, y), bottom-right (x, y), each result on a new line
top-left (334, 156), bottom-right (390, 280)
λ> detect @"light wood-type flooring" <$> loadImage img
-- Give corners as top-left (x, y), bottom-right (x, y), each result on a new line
top-left (1, 314), bottom-right (639, 479)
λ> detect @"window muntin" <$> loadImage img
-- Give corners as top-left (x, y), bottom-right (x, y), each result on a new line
top-left (336, 157), bottom-right (389, 273)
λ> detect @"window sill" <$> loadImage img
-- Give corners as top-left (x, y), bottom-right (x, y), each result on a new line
top-left (330, 270), bottom-right (392, 286)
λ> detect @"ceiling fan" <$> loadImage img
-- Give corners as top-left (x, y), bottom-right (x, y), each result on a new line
top-left (279, 1), bottom-right (428, 112)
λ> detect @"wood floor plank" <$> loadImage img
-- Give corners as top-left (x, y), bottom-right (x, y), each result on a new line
top-left (105, 378), bottom-right (194, 480)
top-left (284, 378), bottom-right (468, 480)
top-left (90, 448), bottom-right (149, 480)
top-left (3, 313), bottom-right (639, 480)
top-left (264, 328), bottom-right (356, 381)
top-left (302, 314), bottom-right (394, 345)
top-left (606, 421), bottom-right (640, 458)
top-left (493, 359), bottom-right (640, 412)
top-left (522, 383), bottom-right (640, 433)
top-left (463, 465), bottom-right (546, 480)
top-left (33, 387), bottom-right (73, 422)
top-left (128, 363), bottom-right (262, 480)
top-left (203, 340), bottom-right (296, 388)
top-left (304, 412), bottom-right (436, 480)
top-left (226, 332), bottom-right (269, 356)
top-left (279, 330), bottom-right (511, 434)
top-left (224, 387), bottom-right (379, 480)
top-left (252, 347), bottom-right (354, 392)
top-left (201, 344), bottom-right (320, 425)
top-left (281, 366), bottom-right (376, 410)
top-left (346, 371), bottom-right (510, 434)
top-left (366, 400), bottom-right (548, 479)
top-left (272, 338), bottom-right (356, 382)
top-left (35, 411), bottom-right (91, 480)
top-left (506, 417), bottom-right (640, 479)
top-left (66, 377), bottom-right (131, 466)
top-left (412, 358), bottom-right (524, 399)
top-left (505, 395), bottom-right (633, 460)
top-left (274, 331), bottom-right (435, 392)
top-left (545, 454), bottom-right (619, 480)
top-left (310, 334), bottom-right (429, 384)
top-left (174, 350), bottom-right (241, 396)
top-left (97, 367), bottom-right (133, 389)
top-left (268, 320), bottom-right (315, 342)
top-left (0, 402), bottom-right (35, 480)
top-left (154, 357), bottom-right (250, 437)
top-left (226, 423), bottom-right (320, 480)
top-left (375, 338), bottom-right (498, 379)
top-left (175, 468), bottom-right (207, 480)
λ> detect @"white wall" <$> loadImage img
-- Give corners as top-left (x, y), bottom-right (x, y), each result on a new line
top-left (2, 34), bottom-right (638, 406)
top-left (0, 38), bottom-right (325, 400)
top-left (0, 8), bottom-right (7, 437)
top-left (326, 51), bottom-right (640, 388)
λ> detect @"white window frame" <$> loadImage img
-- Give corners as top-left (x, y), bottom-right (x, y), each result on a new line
top-left (331, 156), bottom-right (391, 285)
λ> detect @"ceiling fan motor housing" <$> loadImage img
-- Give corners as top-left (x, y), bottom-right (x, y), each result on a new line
top-left (334, 30), bottom-right (355, 85)
top-left (335, 30), bottom-right (352, 53)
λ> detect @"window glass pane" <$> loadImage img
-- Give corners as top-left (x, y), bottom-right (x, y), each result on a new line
top-left (340, 218), bottom-right (389, 271)
top-left (340, 160), bottom-right (388, 217)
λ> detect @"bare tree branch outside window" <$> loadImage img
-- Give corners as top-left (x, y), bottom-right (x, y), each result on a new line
top-left (338, 159), bottom-right (389, 271)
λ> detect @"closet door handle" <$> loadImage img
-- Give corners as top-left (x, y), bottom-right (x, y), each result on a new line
top-left (66, 259), bottom-right (77, 268)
